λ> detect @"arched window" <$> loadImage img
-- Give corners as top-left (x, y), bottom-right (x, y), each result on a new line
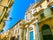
top-left (41, 24), bottom-right (53, 40)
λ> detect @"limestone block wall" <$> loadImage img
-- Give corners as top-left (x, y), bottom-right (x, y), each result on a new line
top-left (38, 18), bottom-right (53, 40)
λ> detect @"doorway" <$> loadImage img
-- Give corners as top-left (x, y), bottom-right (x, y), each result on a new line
top-left (10, 36), bottom-right (15, 40)
top-left (42, 24), bottom-right (53, 40)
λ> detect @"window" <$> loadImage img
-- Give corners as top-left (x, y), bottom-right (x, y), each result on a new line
top-left (40, 5), bottom-right (42, 8)
top-left (30, 31), bottom-right (34, 40)
top-left (42, 24), bottom-right (53, 40)
top-left (0, 6), bottom-right (4, 16)
top-left (42, 29), bottom-right (51, 35)
top-left (26, 13), bottom-right (32, 21)
top-left (50, 6), bottom-right (53, 12)
top-left (31, 9), bottom-right (37, 14)
top-left (44, 7), bottom-right (52, 18)
top-left (0, 12), bottom-right (2, 16)
top-left (40, 12), bottom-right (45, 19)
top-left (0, 0), bottom-right (2, 2)
top-left (47, 0), bottom-right (50, 2)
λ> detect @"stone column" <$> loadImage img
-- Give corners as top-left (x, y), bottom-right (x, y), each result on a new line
top-left (36, 20), bottom-right (40, 40)
top-left (23, 28), bottom-right (26, 40)
top-left (26, 27), bottom-right (30, 40)
top-left (33, 25), bottom-right (36, 40)
top-left (19, 28), bottom-right (23, 40)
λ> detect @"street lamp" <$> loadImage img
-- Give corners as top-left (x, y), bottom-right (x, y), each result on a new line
top-left (6, 17), bottom-right (12, 21)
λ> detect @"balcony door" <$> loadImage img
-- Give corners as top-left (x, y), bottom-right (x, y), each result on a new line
top-left (30, 31), bottom-right (34, 40)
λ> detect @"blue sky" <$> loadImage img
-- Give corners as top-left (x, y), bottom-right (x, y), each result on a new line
top-left (3, 0), bottom-right (41, 31)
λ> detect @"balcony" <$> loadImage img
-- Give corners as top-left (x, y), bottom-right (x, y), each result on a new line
top-left (0, 0), bottom-right (14, 7)
top-left (0, 6), bottom-right (4, 17)
top-left (38, 7), bottom-right (53, 21)
top-left (0, 0), bottom-right (14, 31)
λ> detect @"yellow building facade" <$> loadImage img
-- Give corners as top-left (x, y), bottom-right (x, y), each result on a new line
top-left (0, 0), bottom-right (14, 31)
top-left (24, 0), bottom-right (53, 40)
top-left (9, 20), bottom-right (27, 40)
top-left (0, 0), bottom-right (53, 40)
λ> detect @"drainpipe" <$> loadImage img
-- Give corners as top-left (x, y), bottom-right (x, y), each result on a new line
top-left (36, 19), bottom-right (40, 40)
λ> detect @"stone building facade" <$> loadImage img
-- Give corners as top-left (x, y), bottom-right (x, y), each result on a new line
top-left (0, 0), bottom-right (53, 40)
top-left (8, 20), bottom-right (28, 40)
top-left (0, 0), bottom-right (14, 31)
top-left (24, 0), bottom-right (53, 40)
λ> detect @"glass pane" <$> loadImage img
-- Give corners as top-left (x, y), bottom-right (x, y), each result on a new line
top-left (50, 6), bottom-right (53, 12)
top-left (42, 29), bottom-right (51, 35)
top-left (44, 7), bottom-right (52, 18)
top-left (30, 31), bottom-right (34, 40)
top-left (40, 12), bottom-right (44, 19)
top-left (0, 0), bottom-right (2, 2)
top-left (0, 6), bottom-right (4, 16)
